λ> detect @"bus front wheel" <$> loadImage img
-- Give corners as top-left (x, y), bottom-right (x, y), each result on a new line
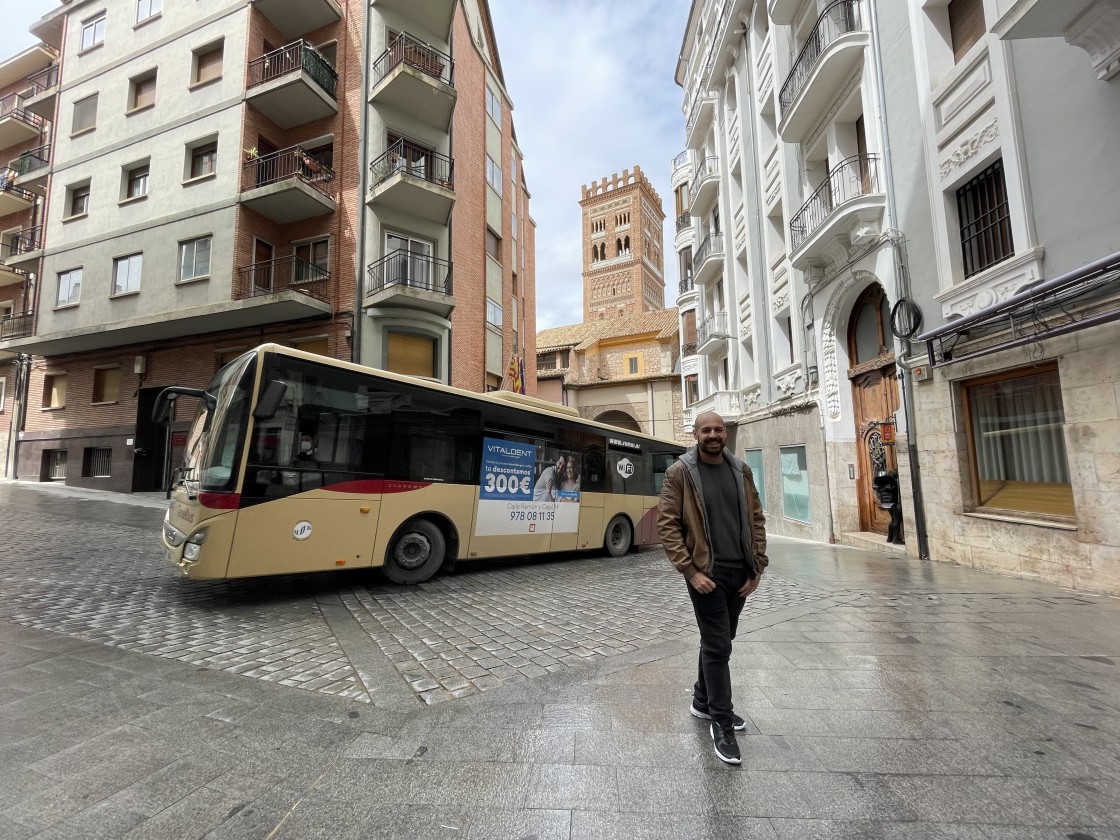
top-left (384, 518), bottom-right (445, 584)
top-left (604, 515), bottom-right (632, 557)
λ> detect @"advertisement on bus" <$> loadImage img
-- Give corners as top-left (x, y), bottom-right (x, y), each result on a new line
top-left (475, 437), bottom-right (580, 536)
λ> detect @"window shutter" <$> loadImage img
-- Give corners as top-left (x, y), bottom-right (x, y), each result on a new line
top-left (948, 0), bottom-right (985, 62)
top-left (197, 46), bottom-right (223, 83)
top-left (387, 333), bottom-right (436, 377)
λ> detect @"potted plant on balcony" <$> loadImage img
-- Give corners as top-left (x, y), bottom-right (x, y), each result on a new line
top-left (243, 146), bottom-right (259, 162)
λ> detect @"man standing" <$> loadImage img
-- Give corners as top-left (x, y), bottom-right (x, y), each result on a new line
top-left (657, 411), bottom-right (768, 764)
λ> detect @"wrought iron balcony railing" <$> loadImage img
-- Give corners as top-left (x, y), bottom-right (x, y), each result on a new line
top-left (247, 41), bottom-right (338, 98)
top-left (0, 93), bottom-right (43, 130)
top-left (25, 63), bottom-right (59, 96)
top-left (0, 311), bottom-right (34, 341)
top-left (672, 150), bottom-right (690, 169)
top-left (0, 177), bottom-right (36, 204)
top-left (789, 154), bottom-right (881, 250)
top-left (689, 156), bottom-right (719, 199)
top-left (676, 212), bottom-right (692, 232)
top-left (367, 249), bottom-right (453, 296)
top-left (11, 144), bottom-right (49, 175)
top-left (369, 140), bottom-right (454, 190)
top-left (10, 225), bottom-right (42, 254)
top-left (698, 311), bottom-right (730, 346)
top-left (779, 0), bottom-right (862, 117)
top-left (242, 145), bottom-right (336, 196)
top-left (235, 255), bottom-right (331, 301)
top-left (694, 232), bottom-right (724, 267)
top-left (679, 274), bottom-right (695, 295)
top-left (372, 33), bottom-right (454, 88)
top-left (681, 342), bottom-right (698, 356)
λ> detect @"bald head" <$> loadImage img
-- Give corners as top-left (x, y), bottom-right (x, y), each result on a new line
top-left (693, 412), bottom-right (728, 463)
top-left (693, 411), bottom-right (724, 433)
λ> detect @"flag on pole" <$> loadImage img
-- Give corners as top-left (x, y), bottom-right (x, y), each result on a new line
top-left (502, 353), bottom-right (525, 393)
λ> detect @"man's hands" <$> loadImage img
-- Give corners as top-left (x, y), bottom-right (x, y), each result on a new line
top-left (689, 570), bottom-right (764, 598)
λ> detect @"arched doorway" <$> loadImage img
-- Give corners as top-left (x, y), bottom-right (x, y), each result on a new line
top-left (847, 284), bottom-right (901, 536)
top-left (595, 410), bottom-right (641, 433)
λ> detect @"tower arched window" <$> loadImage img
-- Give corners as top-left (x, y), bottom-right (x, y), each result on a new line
top-left (624, 236), bottom-right (631, 254)
top-left (616, 238), bottom-right (623, 256)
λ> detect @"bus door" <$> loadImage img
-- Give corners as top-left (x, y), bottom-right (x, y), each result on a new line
top-left (608, 437), bottom-right (652, 542)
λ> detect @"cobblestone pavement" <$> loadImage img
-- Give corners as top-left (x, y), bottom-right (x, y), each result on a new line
top-left (0, 483), bottom-right (833, 706)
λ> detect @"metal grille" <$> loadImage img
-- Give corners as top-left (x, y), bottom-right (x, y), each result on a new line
top-left (48, 451), bottom-right (67, 480)
top-left (86, 447), bottom-right (112, 478)
top-left (957, 160), bottom-right (1013, 278)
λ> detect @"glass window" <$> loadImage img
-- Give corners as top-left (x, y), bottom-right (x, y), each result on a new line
top-left (957, 160), bottom-right (1013, 279)
top-left (193, 42), bottom-right (223, 85)
top-left (190, 141), bottom-right (217, 178)
top-left (72, 93), bottom-right (97, 133)
top-left (92, 367), bottom-right (120, 403)
top-left (80, 14), bottom-right (106, 51)
top-left (113, 253), bottom-right (143, 295)
top-left (384, 232), bottom-right (433, 290)
top-left (486, 154), bottom-right (502, 196)
top-left (780, 445), bottom-right (810, 522)
top-left (67, 183), bottom-right (90, 217)
top-left (57, 268), bottom-right (82, 306)
top-left (178, 236), bottom-right (211, 281)
top-left (294, 238), bottom-right (329, 282)
top-left (486, 299), bottom-right (502, 327)
top-left (485, 85), bottom-right (501, 124)
top-left (126, 164), bottom-right (149, 198)
top-left (136, 0), bottom-right (162, 22)
top-left (43, 373), bottom-right (67, 408)
top-left (963, 364), bottom-right (1073, 518)
top-left (743, 448), bottom-right (766, 510)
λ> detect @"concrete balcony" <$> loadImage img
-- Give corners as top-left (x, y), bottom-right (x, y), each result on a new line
top-left (372, 0), bottom-right (455, 41)
top-left (235, 254), bottom-right (333, 305)
top-left (245, 41), bottom-right (338, 130)
top-left (252, 0), bottom-right (342, 40)
top-left (693, 232), bottom-right (725, 287)
top-left (672, 149), bottom-right (691, 178)
top-left (0, 311), bottom-right (33, 343)
top-left (994, 0), bottom-right (1120, 80)
top-left (674, 213), bottom-right (695, 253)
top-left (2, 226), bottom-right (42, 272)
top-left (677, 274), bottom-right (698, 309)
top-left (364, 249), bottom-right (454, 319)
top-left (697, 311), bottom-right (731, 355)
top-left (0, 94), bottom-right (44, 149)
top-left (692, 389), bottom-right (741, 421)
top-left (689, 156), bottom-right (720, 213)
top-left (778, 0), bottom-right (868, 145)
top-left (22, 63), bottom-right (58, 120)
top-left (768, 0), bottom-right (801, 25)
top-left (0, 180), bottom-right (36, 217)
top-left (10, 143), bottom-right (50, 195)
top-left (370, 34), bottom-right (455, 130)
top-left (239, 145), bottom-right (337, 224)
top-left (366, 141), bottom-right (455, 223)
top-left (0, 257), bottom-right (28, 289)
top-left (789, 154), bottom-right (885, 270)
top-left (684, 92), bottom-right (716, 150)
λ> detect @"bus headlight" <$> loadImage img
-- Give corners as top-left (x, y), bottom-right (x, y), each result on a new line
top-left (183, 529), bottom-right (208, 562)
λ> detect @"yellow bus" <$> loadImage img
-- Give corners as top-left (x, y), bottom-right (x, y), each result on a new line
top-left (156, 344), bottom-right (685, 583)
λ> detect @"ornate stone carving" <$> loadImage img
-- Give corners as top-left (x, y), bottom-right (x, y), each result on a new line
top-left (1065, 1), bottom-right (1120, 81)
top-left (821, 269), bottom-right (881, 422)
top-left (939, 120), bottom-right (999, 180)
top-left (774, 365), bottom-right (805, 396)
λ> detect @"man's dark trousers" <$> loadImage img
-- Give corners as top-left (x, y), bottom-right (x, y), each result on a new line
top-left (688, 562), bottom-right (749, 727)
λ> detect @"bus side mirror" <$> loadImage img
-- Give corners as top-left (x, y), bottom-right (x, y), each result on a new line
top-left (152, 390), bottom-right (179, 423)
top-left (253, 380), bottom-right (288, 420)
top-left (152, 387), bottom-right (217, 427)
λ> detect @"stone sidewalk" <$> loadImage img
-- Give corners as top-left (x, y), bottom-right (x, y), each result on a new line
top-left (2, 480), bottom-right (1120, 839)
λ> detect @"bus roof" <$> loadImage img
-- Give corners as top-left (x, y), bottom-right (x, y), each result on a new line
top-left (249, 343), bottom-right (686, 448)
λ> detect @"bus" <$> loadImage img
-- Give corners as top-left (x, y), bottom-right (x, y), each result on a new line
top-left (156, 344), bottom-right (686, 583)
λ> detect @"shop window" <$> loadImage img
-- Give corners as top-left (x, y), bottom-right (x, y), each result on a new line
top-left (743, 448), bottom-right (766, 510)
top-left (780, 445), bottom-right (810, 522)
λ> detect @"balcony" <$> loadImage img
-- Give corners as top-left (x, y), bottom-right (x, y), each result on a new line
top-left (22, 63), bottom-right (58, 120)
top-left (0, 253), bottom-right (28, 288)
top-left (372, 0), bottom-right (455, 41)
top-left (0, 311), bottom-right (33, 341)
top-left (693, 232), bottom-right (725, 286)
top-left (240, 145), bottom-right (336, 224)
top-left (246, 41), bottom-right (338, 129)
top-left (676, 212), bottom-right (692, 233)
top-left (251, 0), bottom-right (341, 40)
top-left (0, 94), bottom-right (44, 148)
top-left (235, 255), bottom-right (332, 304)
top-left (365, 249), bottom-right (454, 318)
top-left (684, 92), bottom-right (716, 149)
top-left (370, 34), bottom-right (456, 130)
top-left (789, 154), bottom-right (885, 269)
top-left (778, 0), bottom-right (868, 145)
top-left (677, 274), bottom-right (698, 308)
top-left (689, 156), bottom-right (720, 212)
top-left (768, 0), bottom-right (801, 25)
top-left (692, 389), bottom-right (741, 420)
top-left (10, 143), bottom-right (50, 195)
top-left (672, 149), bottom-right (691, 176)
top-left (697, 311), bottom-right (731, 354)
top-left (2, 226), bottom-right (42, 271)
top-left (0, 179), bottom-right (36, 217)
top-left (366, 141), bottom-right (455, 223)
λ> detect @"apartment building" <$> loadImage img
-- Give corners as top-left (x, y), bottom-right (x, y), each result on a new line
top-left (0, 0), bottom-right (534, 493)
top-left (676, 0), bottom-right (1120, 592)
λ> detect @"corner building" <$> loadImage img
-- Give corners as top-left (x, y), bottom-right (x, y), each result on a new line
top-left (0, 0), bottom-right (535, 493)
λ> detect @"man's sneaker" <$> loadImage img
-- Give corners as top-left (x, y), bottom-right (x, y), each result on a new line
top-left (690, 703), bottom-right (747, 731)
top-left (710, 722), bottom-right (741, 765)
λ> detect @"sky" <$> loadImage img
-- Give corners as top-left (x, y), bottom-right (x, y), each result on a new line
top-left (1, 0), bottom-right (690, 331)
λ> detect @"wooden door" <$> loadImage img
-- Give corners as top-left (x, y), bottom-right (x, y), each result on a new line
top-left (852, 366), bottom-right (899, 534)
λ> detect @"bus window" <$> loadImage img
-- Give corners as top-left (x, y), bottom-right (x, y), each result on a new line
top-left (652, 450), bottom-right (679, 494)
top-left (610, 449), bottom-right (652, 496)
top-left (192, 354), bottom-right (255, 492)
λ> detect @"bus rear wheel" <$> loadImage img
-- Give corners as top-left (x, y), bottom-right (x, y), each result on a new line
top-left (384, 518), bottom-right (445, 584)
top-left (604, 515), bottom-right (632, 557)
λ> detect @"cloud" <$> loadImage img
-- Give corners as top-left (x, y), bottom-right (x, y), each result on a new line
top-left (490, 0), bottom-right (688, 330)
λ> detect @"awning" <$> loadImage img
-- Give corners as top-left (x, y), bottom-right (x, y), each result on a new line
top-left (915, 250), bottom-right (1120, 367)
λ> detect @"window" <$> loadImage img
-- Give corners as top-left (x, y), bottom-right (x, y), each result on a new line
top-left (485, 85), bottom-right (501, 124)
top-left (685, 374), bottom-right (699, 406)
top-left (72, 93), bottom-right (98, 134)
top-left (485, 154), bottom-right (502, 195)
top-left (192, 41), bottom-right (223, 85)
top-left (56, 269), bottom-right (82, 306)
top-left (743, 448), bottom-right (766, 510)
top-left (129, 70), bottom-right (156, 111)
top-left (957, 160), bottom-right (1013, 278)
top-left (83, 447), bottom-right (113, 478)
top-left (92, 367), bottom-right (120, 403)
top-left (387, 331), bottom-right (437, 378)
top-left (66, 183), bottom-right (90, 218)
top-left (0, 376), bottom-right (6, 410)
top-left (625, 355), bottom-right (642, 375)
top-left (962, 364), bottom-right (1073, 518)
top-left (136, 0), bottom-right (161, 22)
top-left (485, 229), bottom-right (500, 261)
top-left (189, 141), bottom-right (217, 179)
top-left (486, 298), bottom-right (503, 327)
top-left (948, 0), bottom-right (985, 62)
top-left (113, 253), bottom-right (143, 295)
top-left (294, 238), bottom-right (329, 282)
top-left (125, 163), bottom-right (149, 199)
top-left (780, 445), bottom-right (810, 522)
top-left (178, 236), bottom-right (211, 281)
top-left (43, 373), bottom-right (67, 409)
top-left (80, 13), bottom-right (106, 51)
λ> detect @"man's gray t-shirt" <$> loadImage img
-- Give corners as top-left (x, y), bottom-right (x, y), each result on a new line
top-left (697, 459), bottom-right (745, 566)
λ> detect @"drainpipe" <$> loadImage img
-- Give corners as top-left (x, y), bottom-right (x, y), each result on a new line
top-left (868, 0), bottom-right (930, 559)
top-left (352, 0), bottom-right (373, 364)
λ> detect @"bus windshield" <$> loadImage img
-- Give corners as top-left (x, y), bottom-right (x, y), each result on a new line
top-left (182, 353), bottom-right (256, 492)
